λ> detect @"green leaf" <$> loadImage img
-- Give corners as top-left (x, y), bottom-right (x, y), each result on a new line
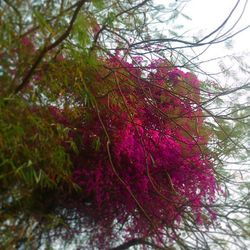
top-left (92, 136), bottom-right (101, 151)
top-left (169, 30), bottom-right (179, 37)
top-left (92, 0), bottom-right (105, 10)
top-left (33, 169), bottom-right (42, 184)
top-left (73, 14), bottom-right (91, 47)
top-left (33, 10), bottom-right (55, 36)
top-left (106, 12), bottom-right (116, 26)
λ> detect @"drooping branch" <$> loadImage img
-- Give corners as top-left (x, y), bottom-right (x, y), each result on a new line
top-left (90, 0), bottom-right (150, 52)
top-left (128, 0), bottom-right (249, 51)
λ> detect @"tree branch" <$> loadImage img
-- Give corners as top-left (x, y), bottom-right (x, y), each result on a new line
top-left (14, 0), bottom-right (87, 94)
top-left (110, 238), bottom-right (170, 250)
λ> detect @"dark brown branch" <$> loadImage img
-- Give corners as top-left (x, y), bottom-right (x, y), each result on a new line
top-left (20, 2), bottom-right (80, 38)
top-left (14, 0), bottom-right (87, 94)
top-left (130, 0), bottom-right (249, 51)
top-left (130, 23), bottom-right (250, 50)
top-left (198, 0), bottom-right (241, 43)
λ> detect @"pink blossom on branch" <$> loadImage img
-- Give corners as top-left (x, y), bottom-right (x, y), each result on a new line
top-left (51, 56), bottom-right (218, 248)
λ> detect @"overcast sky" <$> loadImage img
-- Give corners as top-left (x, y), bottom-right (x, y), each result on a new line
top-left (156, 0), bottom-right (250, 84)
top-left (182, 0), bottom-right (250, 52)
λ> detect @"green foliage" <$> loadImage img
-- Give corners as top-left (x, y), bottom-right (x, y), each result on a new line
top-left (92, 0), bottom-right (105, 10)
top-left (0, 97), bottom-right (73, 189)
top-left (0, 0), bottom-right (249, 249)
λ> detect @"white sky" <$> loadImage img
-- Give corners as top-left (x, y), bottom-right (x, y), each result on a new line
top-left (182, 0), bottom-right (250, 52)
top-left (156, 0), bottom-right (250, 84)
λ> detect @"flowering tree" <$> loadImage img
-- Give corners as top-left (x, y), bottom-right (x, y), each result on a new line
top-left (0, 0), bottom-right (249, 249)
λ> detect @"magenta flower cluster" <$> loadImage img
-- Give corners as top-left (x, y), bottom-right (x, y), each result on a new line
top-left (52, 56), bottom-right (218, 246)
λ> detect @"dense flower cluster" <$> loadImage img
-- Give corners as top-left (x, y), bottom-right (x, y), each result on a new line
top-left (51, 56), bottom-right (218, 246)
